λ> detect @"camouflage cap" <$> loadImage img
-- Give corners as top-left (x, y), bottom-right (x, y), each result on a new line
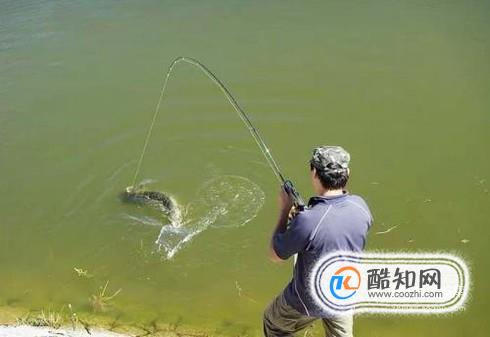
top-left (310, 146), bottom-right (350, 174)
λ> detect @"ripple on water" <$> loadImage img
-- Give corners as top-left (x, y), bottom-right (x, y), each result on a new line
top-left (125, 175), bottom-right (265, 259)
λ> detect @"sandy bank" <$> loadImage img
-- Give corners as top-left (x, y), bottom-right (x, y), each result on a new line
top-left (0, 325), bottom-right (130, 337)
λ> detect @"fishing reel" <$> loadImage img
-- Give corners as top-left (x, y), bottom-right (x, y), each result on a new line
top-left (283, 180), bottom-right (306, 212)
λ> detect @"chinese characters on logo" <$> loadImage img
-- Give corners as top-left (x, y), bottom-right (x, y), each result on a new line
top-left (367, 268), bottom-right (441, 290)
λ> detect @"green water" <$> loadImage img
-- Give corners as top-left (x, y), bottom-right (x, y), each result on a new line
top-left (1, 1), bottom-right (489, 336)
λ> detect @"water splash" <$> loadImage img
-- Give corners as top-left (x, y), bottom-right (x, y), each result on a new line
top-left (136, 175), bottom-right (266, 259)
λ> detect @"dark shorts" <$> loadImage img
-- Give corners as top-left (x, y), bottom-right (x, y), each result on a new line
top-left (263, 292), bottom-right (353, 337)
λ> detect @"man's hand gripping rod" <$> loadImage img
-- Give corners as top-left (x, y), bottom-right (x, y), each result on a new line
top-left (283, 180), bottom-right (306, 212)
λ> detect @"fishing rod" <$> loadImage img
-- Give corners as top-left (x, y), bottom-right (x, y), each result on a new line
top-left (132, 56), bottom-right (306, 211)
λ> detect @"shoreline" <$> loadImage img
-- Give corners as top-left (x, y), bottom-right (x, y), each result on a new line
top-left (0, 306), bottom-right (217, 337)
top-left (0, 325), bottom-right (130, 337)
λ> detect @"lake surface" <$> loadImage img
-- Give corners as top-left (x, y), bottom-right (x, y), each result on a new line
top-left (1, 1), bottom-right (488, 336)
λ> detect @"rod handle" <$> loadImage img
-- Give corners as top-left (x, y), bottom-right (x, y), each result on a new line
top-left (283, 180), bottom-right (306, 212)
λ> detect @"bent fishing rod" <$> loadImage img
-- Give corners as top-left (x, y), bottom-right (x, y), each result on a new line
top-left (132, 56), bottom-right (306, 211)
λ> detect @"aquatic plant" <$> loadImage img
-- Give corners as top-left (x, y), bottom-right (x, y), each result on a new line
top-left (68, 303), bottom-right (91, 334)
top-left (89, 280), bottom-right (122, 313)
top-left (73, 267), bottom-right (93, 278)
top-left (107, 313), bottom-right (123, 331)
top-left (16, 309), bottom-right (64, 329)
top-left (136, 319), bottom-right (163, 337)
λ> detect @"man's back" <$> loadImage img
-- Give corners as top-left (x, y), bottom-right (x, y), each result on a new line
top-left (264, 145), bottom-right (371, 337)
top-left (273, 193), bottom-right (373, 317)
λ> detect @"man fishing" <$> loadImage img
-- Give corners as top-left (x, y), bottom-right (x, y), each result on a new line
top-left (264, 146), bottom-right (373, 337)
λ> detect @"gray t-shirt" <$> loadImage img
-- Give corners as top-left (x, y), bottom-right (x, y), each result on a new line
top-left (272, 193), bottom-right (373, 317)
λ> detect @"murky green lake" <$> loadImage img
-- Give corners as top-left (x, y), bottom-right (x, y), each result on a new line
top-left (1, 1), bottom-right (488, 336)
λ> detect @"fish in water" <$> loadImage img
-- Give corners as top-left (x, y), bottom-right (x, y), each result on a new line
top-left (122, 185), bottom-right (183, 225)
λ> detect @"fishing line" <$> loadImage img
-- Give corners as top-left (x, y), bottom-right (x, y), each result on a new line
top-left (131, 56), bottom-right (284, 185)
top-left (131, 56), bottom-right (305, 209)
